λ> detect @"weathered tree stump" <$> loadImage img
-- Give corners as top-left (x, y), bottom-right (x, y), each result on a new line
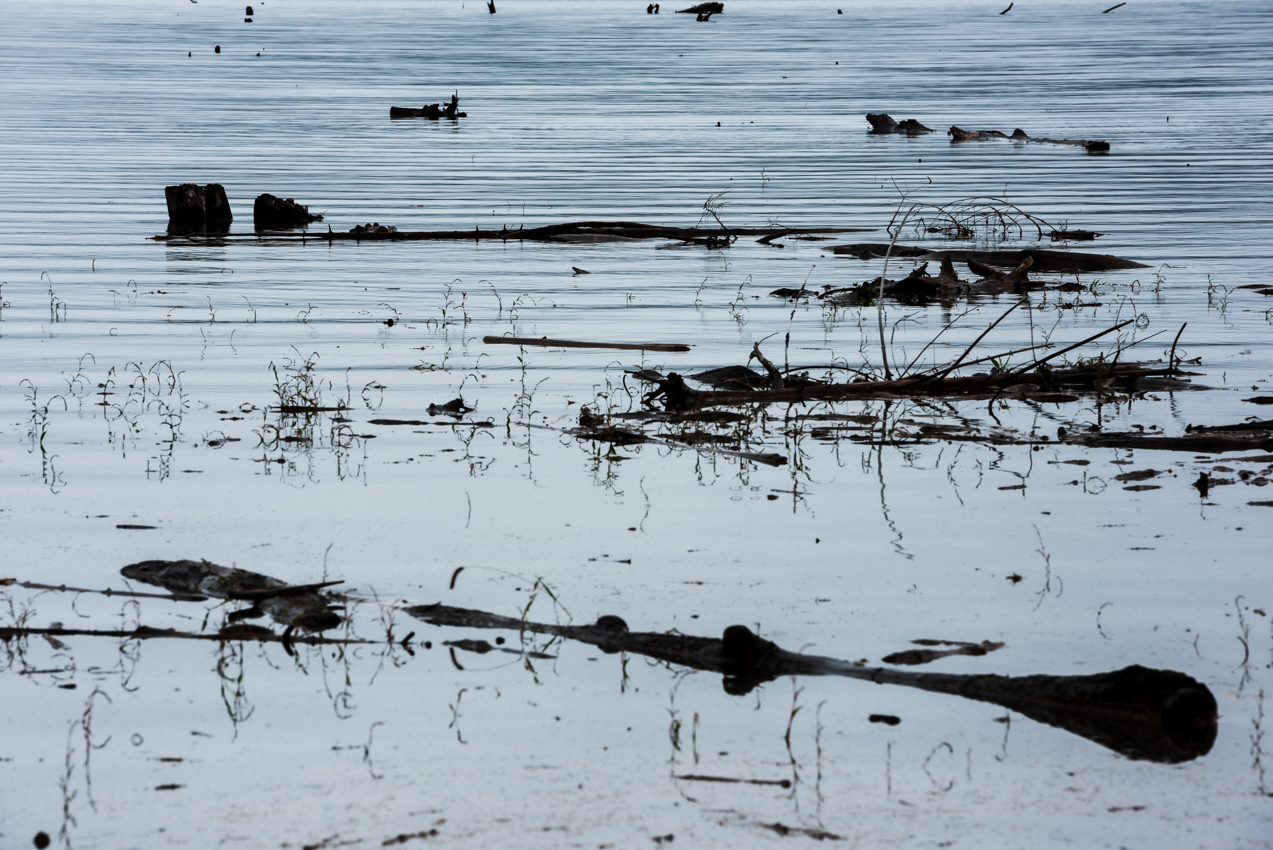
top-left (253, 193), bottom-right (322, 230)
top-left (164, 183), bottom-right (232, 232)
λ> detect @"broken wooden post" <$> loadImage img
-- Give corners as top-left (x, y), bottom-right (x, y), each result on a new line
top-left (164, 183), bottom-right (232, 232)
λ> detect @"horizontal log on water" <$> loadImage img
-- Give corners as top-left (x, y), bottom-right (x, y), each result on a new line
top-left (949, 125), bottom-right (1111, 153)
top-left (829, 243), bottom-right (1148, 271)
top-left (151, 220), bottom-right (873, 244)
top-left (406, 602), bottom-right (1216, 764)
top-left (483, 335), bottom-right (690, 352)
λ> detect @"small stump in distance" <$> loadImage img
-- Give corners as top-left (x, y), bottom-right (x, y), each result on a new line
top-left (253, 194), bottom-right (323, 230)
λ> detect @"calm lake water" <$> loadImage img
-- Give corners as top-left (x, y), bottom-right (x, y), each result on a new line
top-left (2, 0), bottom-right (1272, 847)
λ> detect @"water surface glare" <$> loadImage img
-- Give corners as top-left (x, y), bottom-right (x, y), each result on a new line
top-left (1, 0), bottom-right (1272, 847)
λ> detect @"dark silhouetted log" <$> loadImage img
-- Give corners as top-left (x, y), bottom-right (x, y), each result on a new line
top-left (865, 113), bottom-right (934, 135)
top-left (406, 603), bottom-right (1217, 764)
top-left (153, 220), bottom-right (872, 244)
top-left (484, 335), bottom-right (690, 352)
top-left (830, 243), bottom-right (1147, 272)
top-left (677, 2), bottom-right (722, 12)
top-left (949, 125), bottom-right (1110, 153)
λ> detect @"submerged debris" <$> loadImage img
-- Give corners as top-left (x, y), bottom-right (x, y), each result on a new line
top-left (882, 638), bottom-right (1006, 666)
top-left (350, 222), bottom-right (397, 234)
top-left (120, 560), bottom-right (345, 632)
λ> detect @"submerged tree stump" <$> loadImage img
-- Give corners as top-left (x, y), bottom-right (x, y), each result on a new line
top-left (253, 193), bottom-right (322, 230)
top-left (165, 183), bottom-right (233, 231)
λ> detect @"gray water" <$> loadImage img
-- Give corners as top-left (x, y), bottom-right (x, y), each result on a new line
top-left (2, 0), bottom-right (1272, 847)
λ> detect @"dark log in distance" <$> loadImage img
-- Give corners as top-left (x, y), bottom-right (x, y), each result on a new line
top-left (829, 243), bottom-right (1147, 272)
top-left (865, 113), bottom-right (935, 135)
top-left (152, 220), bottom-right (872, 245)
top-left (405, 603), bottom-right (1216, 764)
top-left (484, 335), bottom-right (691, 352)
top-left (949, 125), bottom-right (1110, 153)
top-left (677, 2), bottom-right (722, 12)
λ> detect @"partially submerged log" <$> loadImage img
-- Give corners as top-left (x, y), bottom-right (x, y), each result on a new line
top-left (253, 193), bottom-right (323, 230)
top-left (483, 335), bottom-right (691, 352)
top-left (120, 560), bottom-right (344, 632)
top-left (405, 603), bottom-right (1217, 764)
top-left (829, 243), bottom-right (1147, 272)
top-left (677, 2), bottom-right (722, 12)
top-left (865, 113), bottom-right (935, 135)
top-left (153, 220), bottom-right (872, 245)
top-left (1063, 422), bottom-right (1273, 454)
top-left (949, 125), bottom-right (1111, 153)
top-left (165, 183), bottom-right (233, 232)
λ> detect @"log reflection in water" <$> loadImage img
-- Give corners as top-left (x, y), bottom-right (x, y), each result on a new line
top-left (407, 603), bottom-right (1217, 765)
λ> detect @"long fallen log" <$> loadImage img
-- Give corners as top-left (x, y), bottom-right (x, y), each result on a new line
top-left (1063, 429), bottom-right (1273, 454)
top-left (483, 335), bottom-right (691, 352)
top-left (151, 220), bottom-right (872, 245)
top-left (949, 125), bottom-right (1111, 153)
top-left (829, 243), bottom-right (1147, 272)
top-left (406, 603), bottom-right (1217, 764)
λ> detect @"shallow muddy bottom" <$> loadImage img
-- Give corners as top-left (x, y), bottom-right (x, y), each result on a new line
top-left (1, 0), bottom-right (1271, 847)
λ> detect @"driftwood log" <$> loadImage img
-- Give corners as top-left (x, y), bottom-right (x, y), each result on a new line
top-left (407, 603), bottom-right (1216, 764)
top-left (153, 220), bottom-right (871, 244)
top-left (865, 113), bottom-right (935, 135)
top-left (253, 194), bottom-right (322, 230)
top-left (165, 183), bottom-right (233, 231)
top-left (829, 242), bottom-right (1146, 272)
top-left (949, 125), bottom-right (1110, 153)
